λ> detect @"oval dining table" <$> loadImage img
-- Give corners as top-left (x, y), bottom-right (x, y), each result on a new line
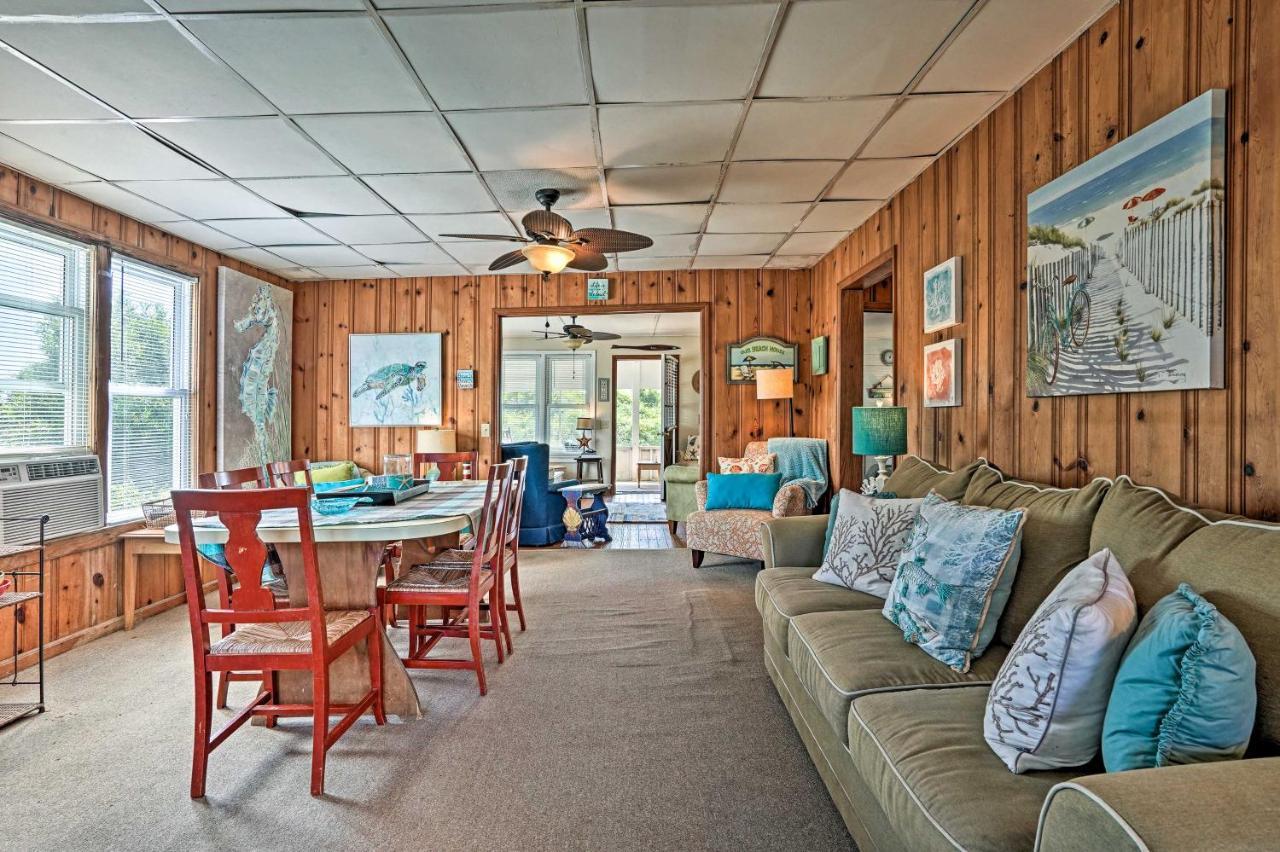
top-left (165, 482), bottom-right (489, 720)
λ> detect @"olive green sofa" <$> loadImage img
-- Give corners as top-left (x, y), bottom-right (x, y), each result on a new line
top-left (756, 456), bottom-right (1280, 851)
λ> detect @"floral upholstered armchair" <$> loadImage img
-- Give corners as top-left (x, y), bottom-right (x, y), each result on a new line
top-left (686, 441), bottom-right (812, 567)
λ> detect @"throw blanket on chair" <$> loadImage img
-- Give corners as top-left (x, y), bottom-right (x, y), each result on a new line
top-left (767, 437), bottom-right (829, 509)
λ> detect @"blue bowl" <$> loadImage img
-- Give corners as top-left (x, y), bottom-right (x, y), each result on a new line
top-left (311, 496), bottom-right (372, 516)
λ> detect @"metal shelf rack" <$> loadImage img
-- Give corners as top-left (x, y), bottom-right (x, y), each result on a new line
top-left (0, 514), bottom-right (49, 730)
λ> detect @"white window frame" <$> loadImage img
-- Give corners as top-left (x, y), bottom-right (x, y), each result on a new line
top-left (501, 350), bottom-right (595, 457)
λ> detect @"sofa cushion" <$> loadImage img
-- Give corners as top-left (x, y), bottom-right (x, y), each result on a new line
top-left (883, 455), bottom-right (984, 500)
top-left (789, 609), bottom-right (1008, 745)
top-left (962, 465), bottom-right (1110, 646)
top-left (848, 688), bottom-right (1084, 852)
top-left (754, 568), bottom-right (882, 655)
top-left (1088, 476), bottom-right (1205, 577)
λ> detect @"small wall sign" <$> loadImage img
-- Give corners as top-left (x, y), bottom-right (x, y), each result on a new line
top-left (811, 336), bottom-right (828, 375)
top-left (456, 369), bottom-right (476, 390)
top-left (726, 336), bottom-right (797, 384)
top-left (586, 278), bottom-right (610, 301)
top-left (597, 377), bottom-right (611, 402)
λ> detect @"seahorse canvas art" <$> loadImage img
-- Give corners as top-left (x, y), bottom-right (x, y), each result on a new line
top-left (349, 333), bottom-right (442, 427)
top-left (217, 268), bottom-right (293, 469)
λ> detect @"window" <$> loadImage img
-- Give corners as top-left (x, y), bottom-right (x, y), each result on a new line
top-left (107, 257), bottom-right (195, 521)
top-left (500, 351), bottom-right (593, 453)
top-left (0, 218), bottom-right (92, 454)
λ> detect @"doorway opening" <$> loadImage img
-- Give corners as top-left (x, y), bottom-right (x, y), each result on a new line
top-left (837, 252), bottom-right (896, 491)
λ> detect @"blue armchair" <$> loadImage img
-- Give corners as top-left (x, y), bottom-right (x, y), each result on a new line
top-left (501, 442), bottom-right (578, 546)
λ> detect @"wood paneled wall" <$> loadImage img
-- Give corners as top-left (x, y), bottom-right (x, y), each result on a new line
top-left (0, 163), bottom-right (286, 675)
top-left (811, 0), bottom-right (1279, 518)
top-left (290, 269), bottom-right (815, 473)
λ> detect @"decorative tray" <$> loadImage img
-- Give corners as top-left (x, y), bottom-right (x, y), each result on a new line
top-left (315, 479), bottom-right (432, 506)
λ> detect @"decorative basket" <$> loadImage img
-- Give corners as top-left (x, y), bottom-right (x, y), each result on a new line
top-left (141, 498), bottom-right (207, 529)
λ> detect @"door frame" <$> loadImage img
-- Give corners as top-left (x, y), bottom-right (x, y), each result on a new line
top-left (491, 302), bottom-right (712, 483)
top-left (835, 248), bottom-right (896, 491)
top-left (609, 354), bottom-right (661, 495)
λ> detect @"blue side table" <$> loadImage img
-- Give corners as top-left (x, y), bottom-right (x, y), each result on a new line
top-left (562, 484), bottom-right (611, 545)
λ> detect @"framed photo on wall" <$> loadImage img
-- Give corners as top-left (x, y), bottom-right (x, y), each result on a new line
top-left (597, 377), bottom-right (611, 402)
top-left (923, 339), bottom-right (961, 408)
top-left (923, 256), bottom-right (961, 333)
top-left (811, 336), bottom-right (828, 375)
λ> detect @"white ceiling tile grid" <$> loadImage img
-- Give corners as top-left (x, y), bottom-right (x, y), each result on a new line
top-left (0, 0), bottom-right (1117, 278)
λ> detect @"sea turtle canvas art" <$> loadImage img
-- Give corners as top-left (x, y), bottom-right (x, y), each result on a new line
top-left (217, 268), bottom-right (293, 469)
top-left (349, 333), bottom-right (443, 427)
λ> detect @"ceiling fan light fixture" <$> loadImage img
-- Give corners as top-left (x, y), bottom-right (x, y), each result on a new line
top-left (521, 243), bottom-right (575, 275)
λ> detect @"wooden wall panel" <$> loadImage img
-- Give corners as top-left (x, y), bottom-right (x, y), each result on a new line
top-left (810, 0), bottom-right (1276, 517)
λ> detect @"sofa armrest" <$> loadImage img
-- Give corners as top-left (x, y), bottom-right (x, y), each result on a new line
top-left (759, 514), bottom-right (828, 571)
top-left (1036, 759), bottom-right (1280, 852)
top-left (695, 479), bottom-right (708, 511)
top-left (663, 464), bottom-right (701, 484)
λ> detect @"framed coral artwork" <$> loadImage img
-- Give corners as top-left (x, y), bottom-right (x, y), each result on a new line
top-left (923, 256), bottom-right (961, 333)
top-left (923, 339), bottom-right (961, 408)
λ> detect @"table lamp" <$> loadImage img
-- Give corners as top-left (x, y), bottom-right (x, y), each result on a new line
top-left (576, 417), bottom-right (595, 456)
top-left (852, 405), bottom-right (907, 491)
top-left (416, 428), bottom-right (457, 478)
top-left (755, 368), bottom-right (795, 437)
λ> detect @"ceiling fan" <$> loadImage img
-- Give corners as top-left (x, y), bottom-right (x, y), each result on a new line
top-left (611, 344), bottom-right (678, 352)
top-left (440, 188), bottom-right (653, 278)
top-left (536, 316), bottom-right (622, 350)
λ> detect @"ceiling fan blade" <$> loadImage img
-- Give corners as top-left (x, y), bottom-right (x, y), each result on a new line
top-left (611, 344), bottom-right (678, 351)
top-left (438, 233), bottom-right (528, 243)
top-left (522, 209), bottom-right (573, 240)
top-left (588, 331), bottom-right (622, 341)
top-left (531, 331), bottom-right (568, 338)
top-left (567, 248), bottom-right (607, 272)
top-left (569, 228), bottom-right (653, 253)
top-left (488, 248), bottom-right (527, 271)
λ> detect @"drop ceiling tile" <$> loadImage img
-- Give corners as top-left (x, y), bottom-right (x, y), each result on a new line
top-left (384, 263), bottom-right (470, 277)
top-left (465, 264), bottom-right (526, 276)
top-left (718, 161), bottom-right (842, 203)
top-left (307, 215), bottom-right (422, 245)
top-left (311, 265), bottom-right (399, 279)
top-left (270, 244), bottom-right (372, 267)
top-left (409, 212), bottom-right (518, 241)
top-left (155, 220), bottom-right (248, 252)
top-left (617, 257), bottom-right (691, 271)
top-left (611, 204), bottom-right (707, 236)
top-left (241, 177), bottom-right (391, 215)
top-left (766, 255), bottom-right (821, 268)
top-left (0, 124), bottom-right (212, 180)
top-left (117, 180), bottom-right (284, 219)
top-left (605, 165), bottom-right (721, 205)
top-left (385, 9), bottom-right (585, 110)
top-left (598, 103), bottom-right (741, 167)
top-left (706, 203), bottom-right (809, 234)
top-left (0, 22), bottom-right (270, 118)
top-left (221, 246), bottom-right (295, 270)
top-left (375, 0), bottom-right (568, 6)
top-left (442, 240), bottom-right (526, 265)
top-left (734, 98), bottom-right (894, 160)
top-left (205, 218), bottom-right (335, 246)
top-left (588, 3), bottom-right (777, 102)
top-left (778, 231), bottom-right (846, 255)
top-left (692, 254), bottom-right (768, 269)
top-left (698, 233), bottom-right (784, 255)
top-left (449, 108), bottom-right (596, 171)
top-left (826, 157), bottom-right (932, 200)
top-left (188, 15), bottom-right (427, 113)
top-left (61, 182), bottom-right (183, 223)
top-left (352, 243), bottom-right (451, 264)
top-left (862, 93), bottom-right (1003, 158)
top-left (558, 208), bottom-right (613, 230)
top-left (484, 168), bottom-right (601, 211)
top-left (918, 0), bottom-right (1112, 93)
top-left (162, 1), bottom-right (362, 9)
top-left (143, 118), bottom-right (341, 179)
top-left (0, 51), bottom-right (115, 120)
top-left (1, 1), bottom-right (152, 10)
top-left (295, 113), bottom-right (468, 175)
top-left (759, 0), bottom-right (969, 97)
top-left (363, 173), bottom-right (493, 214)
top-left (627, 234), bottom-right (698, 259)
top-left (277, 268), bottom-right (326, 280)
top-left (0, 135), bottom-right (94, 185)
top-left (798, 201), bottom-right (881, 233)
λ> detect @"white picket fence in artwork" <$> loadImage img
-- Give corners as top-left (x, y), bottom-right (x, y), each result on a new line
top-left (1118, 196), bottom-right (1224, 335)
top-left (1026, 244), bottom-right (1100, 349)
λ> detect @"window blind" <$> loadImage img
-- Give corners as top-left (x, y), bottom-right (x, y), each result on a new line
top-left (107, 256), bottom-right (195, 520)
top-left (545, 353), bottom-right (591, 452)
top-left (500, 353), bottom-right (539, 443)
top-left (0, 218), bottom-right (92, 454)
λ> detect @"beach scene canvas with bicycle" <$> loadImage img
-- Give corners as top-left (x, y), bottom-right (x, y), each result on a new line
top-left (1026, 89), bottom-right (1225, 397)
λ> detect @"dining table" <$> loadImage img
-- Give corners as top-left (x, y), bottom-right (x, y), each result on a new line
top-left (164, 479), bottom-right (490, 720)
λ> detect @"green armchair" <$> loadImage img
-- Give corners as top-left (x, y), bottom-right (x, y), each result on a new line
top-left (662, 463), bottom-right (700, 532)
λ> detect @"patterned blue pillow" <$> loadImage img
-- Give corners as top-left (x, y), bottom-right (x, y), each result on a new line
top-left (882, 491), bottom-right (1026, 672)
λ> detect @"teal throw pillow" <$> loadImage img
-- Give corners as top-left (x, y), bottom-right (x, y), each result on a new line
top-left (1102, 583), bottom-right (1256, 772)
top-left (705, 472), bottom-right (781, 511)
top-left (882, 491), bottom-right (1026, 672)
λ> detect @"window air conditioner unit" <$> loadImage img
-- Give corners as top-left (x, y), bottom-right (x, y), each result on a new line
top-left (0, 454), bottom-right (104, 545)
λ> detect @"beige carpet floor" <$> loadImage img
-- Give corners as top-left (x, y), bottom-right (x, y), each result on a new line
top-left (0, 549), bottom-right (854, 851)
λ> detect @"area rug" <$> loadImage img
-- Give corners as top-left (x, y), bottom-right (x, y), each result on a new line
top-left (1, 549), bottom-right (854, 851)
top-left (606, 500), bottom-right (669, 523)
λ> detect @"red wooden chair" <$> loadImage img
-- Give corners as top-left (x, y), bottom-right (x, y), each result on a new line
top-left (198, 466), bottom-right (267, 490)
top-left (501, 455), bottom-right (530, 632)
top-left (173, 486), bottom-right (385, 797)
top-left (266, 458), bottom-right (315, 489)
top-left (413, 451), bottom-right (478, 482)
top-left (379, 461), bottom-right (512, 695)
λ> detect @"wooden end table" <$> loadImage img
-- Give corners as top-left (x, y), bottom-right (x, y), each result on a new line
top-left (575, 456), bottom-right (604, 483)
top-left (120, 528), bottom-right (182, 631)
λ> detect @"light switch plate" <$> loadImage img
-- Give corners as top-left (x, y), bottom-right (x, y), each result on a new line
top-left (480, 422), bottom-right (490, 438)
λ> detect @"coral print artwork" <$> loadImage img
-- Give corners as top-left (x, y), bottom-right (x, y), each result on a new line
top-left (349, 333), bottom-right (443, 427)
top-left (217, 268), bottom-right (292, 469)
top-left (924, 339), bottom-right (961, 408)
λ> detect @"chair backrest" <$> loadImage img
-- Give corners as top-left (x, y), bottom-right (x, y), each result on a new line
top-left (173, 487), bottom-right (326, 656)
top-left (469, 461), bottom-right (513, 576)
top-left (266, 458), bottom-right (314, 489)
top-left (197, 466), bottom-right (267, 489)
top-left (504, 455), bottom-right (528, 549)
top-left (415, 451), bottom-right (478, 481)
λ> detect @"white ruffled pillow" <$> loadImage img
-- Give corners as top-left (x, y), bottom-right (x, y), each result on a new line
top-left (812, 491), bottom-right (922, 598)
top-left (985, 548), bottom-right (1137, 773)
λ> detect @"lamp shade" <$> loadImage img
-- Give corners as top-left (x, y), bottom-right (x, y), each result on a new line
top-left (576, 416), bottom-right (594, 430)
top-left (852, 406), bottom-right (907, 456)
top-left (416, 428), bottom-right (457, 454)
top-left (755, 367), bottom-right (794, 400)
top-left (522, 243), bottom-right (575, 275)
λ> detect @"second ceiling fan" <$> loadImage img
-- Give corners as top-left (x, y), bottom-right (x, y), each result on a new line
top-left (440, 188), bottom-right (653, 278)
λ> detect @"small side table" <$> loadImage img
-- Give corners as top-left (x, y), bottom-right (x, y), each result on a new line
top-left (120, 528), bottom-right (182, 630)
top-left (636, 460), bottom-right (661, 484)
top-left (561, 484), bottom-right (611, 545)
top-left (576, 455), bottom-right (604, 483)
